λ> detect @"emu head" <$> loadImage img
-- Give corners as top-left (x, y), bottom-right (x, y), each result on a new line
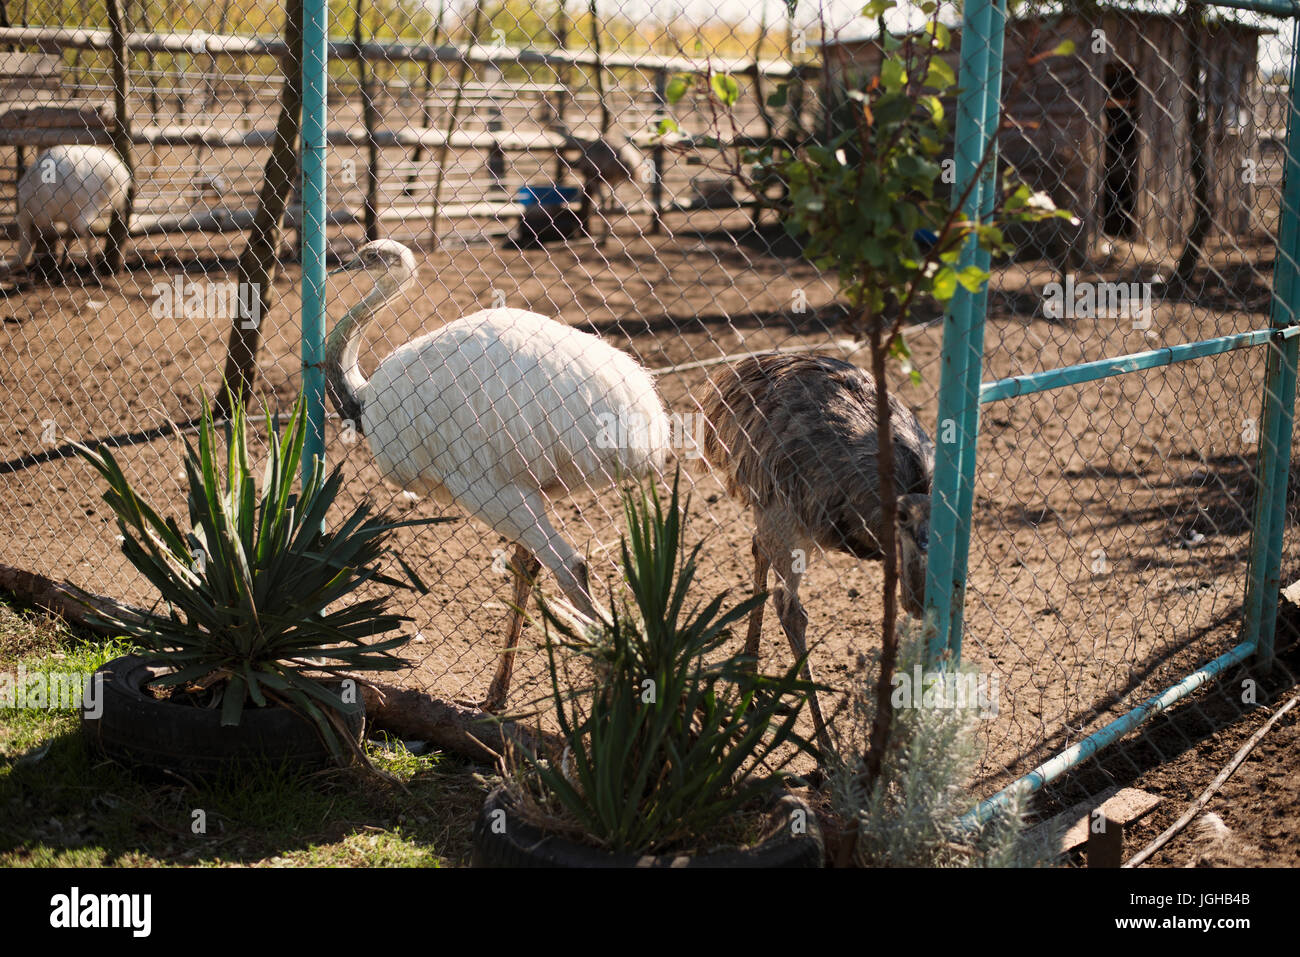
top-left (329, 238), bottom-right (417, 298)
top-left (896, 492), bottom-right (931, 618)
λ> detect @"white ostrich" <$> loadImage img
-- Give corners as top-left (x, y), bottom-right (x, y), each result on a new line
top-left (324, 239), bottom-right (670, 711)
top-left (7, 145), bottom-right (131, 275)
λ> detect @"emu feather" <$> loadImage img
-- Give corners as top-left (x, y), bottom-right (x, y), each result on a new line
top-left (696, 353), bottom-right (936, 744)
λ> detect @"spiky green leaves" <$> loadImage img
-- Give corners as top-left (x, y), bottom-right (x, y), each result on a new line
top-left (514, 471), bottom-right (818, 855)
top-left (74, 392), bottom-right (452, 761)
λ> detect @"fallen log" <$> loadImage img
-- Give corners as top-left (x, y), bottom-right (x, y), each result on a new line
top-left (0, 562), bottom-right (145, 628)
top-left (0, 562), bottom-right (531, 764)
top-left (358, 680), bottom-right (551, 765)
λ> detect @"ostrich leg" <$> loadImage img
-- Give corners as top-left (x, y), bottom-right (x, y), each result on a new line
top-left (481, 543), bottom-right (542, 713)
top-left (743, 533), bottom-right (770, 661)
top-left (769, 545), bottom-right (831, 752)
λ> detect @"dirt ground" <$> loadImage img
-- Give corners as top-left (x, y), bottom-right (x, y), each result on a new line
top-left (1, 207), bottom-right (1298, 862)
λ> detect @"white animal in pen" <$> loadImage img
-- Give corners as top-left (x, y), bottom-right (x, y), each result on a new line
top-left (8, 145), bottom-right (131, 273)
top-left (323, 239), bottom-right (670, 711)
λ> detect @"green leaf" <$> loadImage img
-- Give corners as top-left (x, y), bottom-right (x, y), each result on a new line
top-left (665, 73), bottom-right (691, 105)
top-left (72, 389), bottom-right (436, 765)
top-left (710, 72), bottom-right (740, 107)
top-left (924, 57), bottom-right (956, 91)
top-left (766, 83), bottom-right (789, 109)
top-left (514, 469), bottom-right (817, 854)
top-left (956, 265), bottom-right (989, 292)
top-left (932, 266), bottom-right (957, 300)
top-left (654, 116), bottom-right (679, 136)
top-left (862, 0), bottom-right (895, 17)
top-left (881, 57), bottom-right (907, 93)
top-left (1051, 39), bottom-right (1076, 57)
top-left (926, 20), bottom-right (951, 50)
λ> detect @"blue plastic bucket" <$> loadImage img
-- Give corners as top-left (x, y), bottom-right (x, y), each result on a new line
top-left (516, 185), bottom-right (581, 208)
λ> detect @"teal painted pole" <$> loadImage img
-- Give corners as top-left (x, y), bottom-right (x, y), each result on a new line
top-left (301, 0), bottom-right (329, 488)
top-left (924, 0), bottom-right (1001, 665)
top-left (946, 0), bottom-right (1007, 663)
top-left (964, 638), bottom-right (1258, 827)
top-left (1244, 16), bottom-right (1300, 669)
top-left (980, 326), bottom-right (1300, 403)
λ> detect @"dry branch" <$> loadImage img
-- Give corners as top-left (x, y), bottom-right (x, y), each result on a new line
top-left (0, 562), bottom-right (145, 628)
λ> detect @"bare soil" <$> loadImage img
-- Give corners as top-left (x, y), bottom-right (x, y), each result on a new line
top-left (1, 210), bottom-right (1297, 863)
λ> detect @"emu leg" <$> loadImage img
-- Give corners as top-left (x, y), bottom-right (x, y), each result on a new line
top-left (771, 552), bottom-right (831, 752)
top-left (480, 543), bottom-right (541, 713)
top-left (743, 533), bottom-right (771, 662)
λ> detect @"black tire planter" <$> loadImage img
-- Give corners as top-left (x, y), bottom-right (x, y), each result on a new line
top-left (81, 655), bottom-right (364, 778)
top-left (471, 786), bottom-right (824, 868)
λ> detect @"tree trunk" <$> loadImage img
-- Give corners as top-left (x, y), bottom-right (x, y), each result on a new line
top-left (402, 0), bottom-right (447, 197)
top-left (1175, 2), bottom-right (1212, 284)
top-left (103, 0), bottom-right (135, 273)
top-left (216, 0), bottom-right (304, 415)
top-left (358, 681), bottom-right (559, 763)
top-left (588, 0), bottom-right (610, 135)
top-left (552, 0), bottom-right (570, 182)
top-left (355, 0), bottom-right (380, 242)
top-left (427, 0), bottom-right (486, 245)
top-left (863, 319), bottom-right (901, 789)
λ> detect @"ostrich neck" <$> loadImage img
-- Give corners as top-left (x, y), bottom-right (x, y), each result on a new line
top-left (324, 284), bottom-right (391, 431)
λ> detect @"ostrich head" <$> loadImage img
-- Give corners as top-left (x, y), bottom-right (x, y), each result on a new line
top-left (329, 239), bottom-right (418, 297)
top-left (896, 492), bottom-right (931, 618)
top-left (323, 239), bottom-right (418, 430)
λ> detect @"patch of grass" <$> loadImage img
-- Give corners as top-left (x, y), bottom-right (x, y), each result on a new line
top-left (0, 600), bottom-right (486, 867)
top-left (0, 603), bottom-right (76, 668)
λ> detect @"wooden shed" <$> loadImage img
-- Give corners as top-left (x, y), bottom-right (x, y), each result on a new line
top-left (821, 9), bottom-right (1269, 261)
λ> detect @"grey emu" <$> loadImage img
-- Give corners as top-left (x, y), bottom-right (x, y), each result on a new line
top-left (696, 353), bottom-right (935, 743)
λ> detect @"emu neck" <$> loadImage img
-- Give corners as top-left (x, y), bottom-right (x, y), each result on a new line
top-left (324, 285), bottom-right (388, 431)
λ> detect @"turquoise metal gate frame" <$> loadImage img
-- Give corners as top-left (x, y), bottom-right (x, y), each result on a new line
top-left (302, 0), bottom-right (329, 487)
top-left (293, 0), bottom-right (1298, 821)
top-left (926, 0), bottom-right (1300, 822)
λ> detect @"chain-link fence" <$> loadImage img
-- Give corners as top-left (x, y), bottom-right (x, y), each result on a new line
top-left (1, 0), bottom-right (1297, 842)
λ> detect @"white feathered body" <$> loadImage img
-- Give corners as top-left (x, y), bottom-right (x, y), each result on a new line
top-left (360, 308), bottom-right (668, 517)
top-left (16, 145), bottom-right (131, 265)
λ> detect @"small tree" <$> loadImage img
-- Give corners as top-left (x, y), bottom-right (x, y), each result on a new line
top-left (669, 0), bottom-right (1072, 784)
top-left (218, 0), bottom-right (306, 414)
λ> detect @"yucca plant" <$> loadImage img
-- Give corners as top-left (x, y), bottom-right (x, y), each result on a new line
top-left (74, 392), bottom-right (450, 759)
top-left (511, 471), bottom-right (818, 855)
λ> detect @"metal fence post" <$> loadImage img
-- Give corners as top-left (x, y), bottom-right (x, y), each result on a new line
top-left (301, 0), bottom-right (329, 488)
top-left (925, 0), bottom-right (1002, 665)
top-left (1245, 17), bottom-right (1300, 669)
top-left (946, 0), bottom-right (1007, 664)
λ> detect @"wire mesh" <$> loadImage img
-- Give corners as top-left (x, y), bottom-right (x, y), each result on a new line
top-left (0, 0), bottom-right (1296, 834)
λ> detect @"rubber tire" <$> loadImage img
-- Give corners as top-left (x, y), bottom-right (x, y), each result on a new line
top-left (471, 786), bottom-right (824, 868)
top-left (81, 655), bottom-right (364, 778)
